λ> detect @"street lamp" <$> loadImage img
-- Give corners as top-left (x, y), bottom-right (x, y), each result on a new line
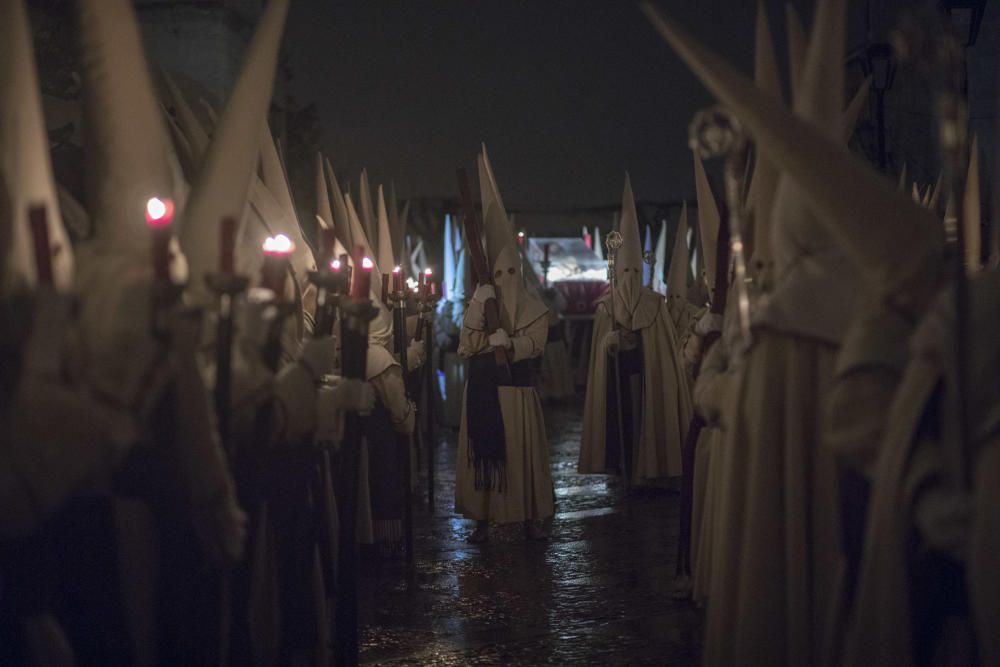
top-left (939, 0), bottom-right (987, 48)
top-left (860, 42), bottom-right (896, 171)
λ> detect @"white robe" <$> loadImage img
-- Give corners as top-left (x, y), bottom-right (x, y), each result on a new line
top-left (579, 288), bottom-right (692, 482)
top-left (455, 298), bottom-right (554, 524)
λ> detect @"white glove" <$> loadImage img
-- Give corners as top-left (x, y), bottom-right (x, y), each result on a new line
top-left (603, 330), bottom-right (636, 354)
top-left (299, 337), bottom-right (339, 380)
top-left (695, 312), bottom-right (724, 337)
top-left (315, 384), bottom-right (346, 446)
top-left (683, 332), bottom-right (703, 369)
top-left (472, 284), bottom-right (496, 304)
top-left (235, 296), bottom-right (277, 351)
top-left (488, 329), bottom-right (511, 349)
top-left (406, 339), bottom-right (426, 371)
top-left (329, 377), bottom-right (376, 416)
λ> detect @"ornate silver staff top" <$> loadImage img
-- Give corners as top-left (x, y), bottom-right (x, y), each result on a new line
top-left (689, 105), bottom-right (752, 351)
top-left (605, 230), bottom-right (624, 280)
top-left (643, 251), bottom-right (656, 289)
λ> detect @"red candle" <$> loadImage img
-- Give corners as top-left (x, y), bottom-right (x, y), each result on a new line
top-left (261, 234), bottom-right (294, 298)
top-left (392, 265), bottom-right (404, 293)
top-left (220, 216), bottom-right (236, 274)
top-left (381, 273), bottom-right (390, 304)
top-left (145, 197), bottom-right (175, 283)
top-left (543, 243), bottom-right (551, 262)
top-left (350, 254), bottom-right (373, 300)
top-left (28, 205), bottom-right (53, 287)
top-left (421, 267), bottom-right (433, 298)
top-left (517, 231), bottom-right (526, 247)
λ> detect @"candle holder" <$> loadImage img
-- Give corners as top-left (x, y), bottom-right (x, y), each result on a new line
top-left (260, 234), bottom-right (295, 300)
top-left (309, 265), bottom-right (345, 339)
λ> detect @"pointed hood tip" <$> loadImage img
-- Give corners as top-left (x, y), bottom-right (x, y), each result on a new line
top-left (642, 1), bottom-right (942, 297)
top-left (178, 0), bottom-right (289, 296)
top-left (1, 0), bottom-right (74, 290)
top-left (78, 0), bottom-right (182, 249)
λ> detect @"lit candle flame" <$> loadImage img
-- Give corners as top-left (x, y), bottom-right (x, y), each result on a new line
top-left (331, 259), bottom-right (341, 271)
top-left (361, 256), bottom-right (374, 270)
top-left (262, 233), bottom-right (294, 255)
top-left (145, 196), bottom-right (174, 226)
top-left (393, 265), bottom-right (402, 274)
top-left (424, 267), bottom-right (433, 277)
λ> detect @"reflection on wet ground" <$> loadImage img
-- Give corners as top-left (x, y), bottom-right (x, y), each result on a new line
top-left (359, 402), bottom-right (702, 665)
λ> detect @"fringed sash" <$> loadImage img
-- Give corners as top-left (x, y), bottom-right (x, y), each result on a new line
top-left (466, 353), bottom-right (536, 491)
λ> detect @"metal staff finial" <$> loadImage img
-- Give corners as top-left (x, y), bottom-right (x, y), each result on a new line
top-left (606, 230), bottom-right (623, 279)
top-left (602, 227), bottom-right (631, 499)
top-left (643, 251), bottom-right (656, 289)
top-left (689, 105), bottom-right (752, 351)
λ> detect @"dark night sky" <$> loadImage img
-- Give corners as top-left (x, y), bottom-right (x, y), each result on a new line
top-left (283, 1), bottom-right (817, 211)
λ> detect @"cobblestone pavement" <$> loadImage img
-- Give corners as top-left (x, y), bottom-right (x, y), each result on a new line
top-left (358, 401), bottom-right (702, 665)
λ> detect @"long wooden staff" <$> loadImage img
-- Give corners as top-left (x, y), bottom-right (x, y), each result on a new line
top-left (605, 231), bottom-right (631, 497)
top-left (456, 168), bottom-right (511, 374)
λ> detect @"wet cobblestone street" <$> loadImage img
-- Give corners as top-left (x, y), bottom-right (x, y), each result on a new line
top-left (358, 402), bottom-right (702, 665)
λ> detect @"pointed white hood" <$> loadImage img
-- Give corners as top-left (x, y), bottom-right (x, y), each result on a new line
top-left (315, 153), bottom-right (347, 260)
top-left (258, 123), bottom-right (315, 276)
top-left (341, 192), bottom-right (392, 346)
top-left (453, 241), bottom-right (470, 302)
top-left (73, 0), bottom-right (194, 406)
top-left (640, 1), bottom-right (943, 308)
top-left (388, 182), bottom-right (407, 265)
top-left (397, 200), bottom-right (411, 265)
top-left (693, 152), bottom-right (720, 290)
top-left (478, 147), bottom-right (545, 330)
top-left (745, 1), bottom-right (783, 271)
top-left (376, 185), bottom-right (395, 273)
top-left (77, 0), bottom-right (184, 252)
top-left (178, 0), bottom-right (289, 302)
top-left (653, 216), bottom-right (669, 294)
top-left (358, 169), bottom-right (376, 247)
top-left (443, 214), bottom-right (456, 300)
top-left (316, 152), bottom-right (334, 230)
top-left (479, 150), bottom-right (517, 270)
top-left (1, 0), bottom-right (74, 291)
top-left (614, 173), bottom-right (645, 326)
top-left (323, 156), bottom-right (353, 252)
top-left (667, 202), bottom-right (690, 302)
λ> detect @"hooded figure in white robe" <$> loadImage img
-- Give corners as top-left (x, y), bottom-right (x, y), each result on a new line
top-left (436, 215), bottom-right (468, 428)
top-left (687, 0), bottom-right (782, 605)
top-left (579, 174), bottom-right (692, 484)
top-left (640, 1), bottom-right (892, 663)
top-left (455, 148), bottom-right (552, 542)
top-left (646, 1), bottom-right (996, 661)
top-left (520, 239), bottom-right (575, 402)
top-left (336, 188), bottom-right (416, 548)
